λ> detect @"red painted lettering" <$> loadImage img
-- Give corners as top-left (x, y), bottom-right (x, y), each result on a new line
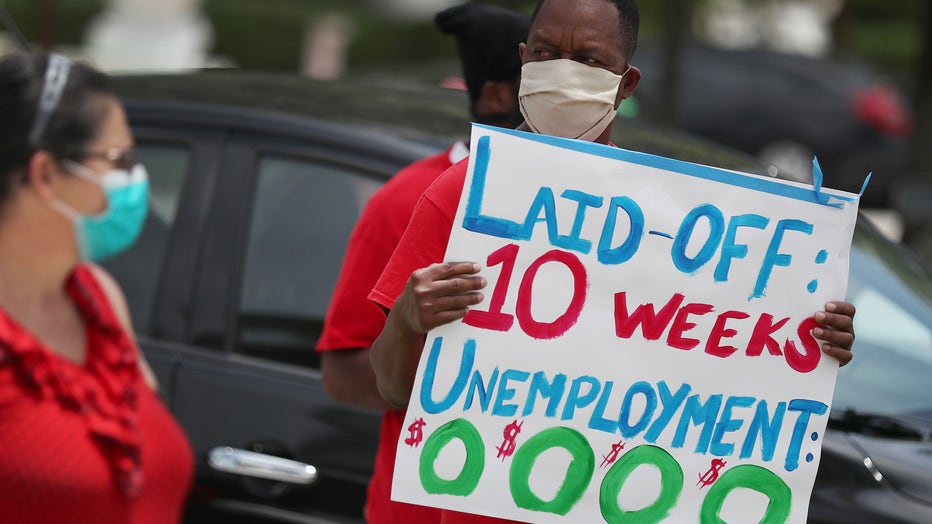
top-left (783, 318), bottom-right (822, 373)
top-left (614, 292), bottom-right (685, 340)
top-left (667, 302), bottom-right (714, 350)
top-left (705, 310), bottom-right (752, 358)
top-left (746, 314), bottom-right (790, 357)
top-left (516, 250), bottom-right (588, 339)
top-left (464, 244), bottom-right (519, 332)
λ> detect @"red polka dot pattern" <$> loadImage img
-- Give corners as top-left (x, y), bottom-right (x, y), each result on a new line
top-left (0, 265), bottom-right (193, 523)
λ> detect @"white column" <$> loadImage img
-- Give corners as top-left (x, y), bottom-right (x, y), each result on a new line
top-left (83, 0), bottom-right (215, 71)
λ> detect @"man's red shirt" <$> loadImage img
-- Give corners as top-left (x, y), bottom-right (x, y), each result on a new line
top-left (318, 144), bottom-right (467, 523)
top-left (369, 159), bottom-right (524, 524)
top-left (319, 143), bottom-right (465, 352)
top-left (368, 159), bottom-right (469, 311)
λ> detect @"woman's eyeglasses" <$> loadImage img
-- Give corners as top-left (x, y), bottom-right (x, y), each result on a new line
top-left (82, 148), bottom-right (138, 170)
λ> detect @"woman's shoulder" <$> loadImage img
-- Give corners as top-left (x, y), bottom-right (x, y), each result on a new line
top-left (73, 264), bottom-right (158, 390)
top-left (71, 264), bottom-right (133, 334)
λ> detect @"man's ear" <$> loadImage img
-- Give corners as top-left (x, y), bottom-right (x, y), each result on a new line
top-left (25, 150), bottom-right (60, 202)
top-left (477, 80), bottom-right (518, 115)
top-left (614, 65), bottom-right (642, 109)
top-left (518, 42), bottom-right (527, 63)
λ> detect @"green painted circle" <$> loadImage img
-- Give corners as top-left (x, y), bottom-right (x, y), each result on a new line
top-left (600, 445), bottom-right (684, 523)
top-left (419, 419), bottom-right (485, 496)
top-left (699, 464), bottom-right (791, 524)
top-left (509, 427), bottom-right (595, 515)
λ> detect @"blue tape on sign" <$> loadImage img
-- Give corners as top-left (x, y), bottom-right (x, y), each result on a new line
top-left (470, 123), bottom-right (859, 209)
top-left (811, 157), bottom-right (858, 209)
top-left (859, 172), bottom-right (872, 197)
top-left (811, 157), bottom-right (836, 207)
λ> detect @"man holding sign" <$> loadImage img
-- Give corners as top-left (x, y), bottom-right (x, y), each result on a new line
top-left (369, 0), bottom-right (857, 522)
top-left (317, 5), bottom-right (529, 523)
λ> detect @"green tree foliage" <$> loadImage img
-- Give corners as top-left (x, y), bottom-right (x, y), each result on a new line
top-left (835, 0), bottom-right (924, 84)
top-left (3, 0), bottom-right (102, 49)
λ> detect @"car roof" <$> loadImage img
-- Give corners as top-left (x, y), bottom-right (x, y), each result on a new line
top-left (112, 70), bottom-right (470, 146)
top-left (111, 69), bottom-right (773, 177)
top-left (633, 43), bottom-right (880, 94)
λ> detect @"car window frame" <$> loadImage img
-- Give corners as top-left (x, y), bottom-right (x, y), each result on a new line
top-left (118, 113), bottom-right (227, 342)
top-left (185, 123), bottom-right (434, 365)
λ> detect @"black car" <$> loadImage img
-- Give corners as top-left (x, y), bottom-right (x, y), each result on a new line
top-left (107, 70), bottom-right (932, 524)
top-left (632, 44), bottom-right (913, 208)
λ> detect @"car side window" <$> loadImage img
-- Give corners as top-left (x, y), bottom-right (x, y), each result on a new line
top-left (236, 154), bottom-right (383, 368)
top-left (102, 141), bottom-right (190, 334)
top-left (833, 229), bottom-right (932, 416)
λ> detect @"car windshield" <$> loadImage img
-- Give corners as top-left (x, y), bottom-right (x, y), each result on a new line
top-left (832, 218), bottom-right (932, 420)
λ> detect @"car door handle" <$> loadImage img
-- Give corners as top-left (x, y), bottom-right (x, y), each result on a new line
top-left (208, 446), bottom-right (318, 485)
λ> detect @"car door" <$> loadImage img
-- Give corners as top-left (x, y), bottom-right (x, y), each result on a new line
top-left (101, 118), bottom-right (224, 394)
top-left (166, 123), bottom-right (435, 523)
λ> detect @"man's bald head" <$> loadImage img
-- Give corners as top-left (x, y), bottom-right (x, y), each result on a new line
top-left (530, 0), bottom-right (639, 61)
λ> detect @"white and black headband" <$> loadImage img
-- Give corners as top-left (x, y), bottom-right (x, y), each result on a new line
top-left (28, 54), bottom-right (72, 148)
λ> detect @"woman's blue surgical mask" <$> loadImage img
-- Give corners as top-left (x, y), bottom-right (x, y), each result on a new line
top-left (54, 161), bottom-right (150, 262)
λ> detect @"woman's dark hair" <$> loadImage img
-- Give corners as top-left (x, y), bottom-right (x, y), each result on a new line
top-left (0, 52), bottom-right (115, 206)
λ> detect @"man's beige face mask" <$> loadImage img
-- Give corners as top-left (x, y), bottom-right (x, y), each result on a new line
top-left (518, 59), bottom-right (628, 142)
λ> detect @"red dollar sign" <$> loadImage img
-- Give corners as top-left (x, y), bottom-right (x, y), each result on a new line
top-left (697, 458), bottom-right (728, 488)
top-left (496, 420), bottom-right (523, 460)
top-left (404, 418), bottom-right (427, 447)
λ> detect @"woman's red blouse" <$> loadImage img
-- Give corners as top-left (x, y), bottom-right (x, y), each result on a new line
top-left (0, 265), bottom-right (193, 523)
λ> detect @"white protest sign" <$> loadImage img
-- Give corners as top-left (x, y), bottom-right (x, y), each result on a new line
top-left (392, 124), bottom-right (860, 523)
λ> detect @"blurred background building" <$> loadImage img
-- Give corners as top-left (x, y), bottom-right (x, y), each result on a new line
top-left (694, 0), bottom-right (844, 56)
top-left (83, 0), bottom-right (214, 71)
top-left (2, 0), bottom-right (919, 81)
